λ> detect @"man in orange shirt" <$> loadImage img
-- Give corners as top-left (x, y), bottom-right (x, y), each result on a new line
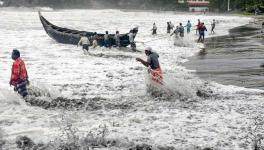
top-left (9, 49), bottom-right (29, 97)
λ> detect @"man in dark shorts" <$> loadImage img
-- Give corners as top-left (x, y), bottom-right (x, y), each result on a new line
top-left (78, 33), bottom-right (90, 51)
top-left (152, 23), bottom-right (157, 35)
top-left (196, 19), bottom-right (201, 35)
top-left (10, 49), bottom-right (29, 97)
top-left (179, 23), bottom-right (184, 38)
top-left (104, 31), bottom-right (111, 48)
top-left (167, 22), bottom-right (171, 34)
top-left (198, 23), bottom-right (207, 43)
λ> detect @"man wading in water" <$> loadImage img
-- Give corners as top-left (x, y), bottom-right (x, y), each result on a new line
top-left (211, 19), bottom-right (216, 34)
top-left (128, 30), bottom-right (136, 51)
top-left (167, 22), bottom-right (171, 34)
top-left (152, 23), bottom-right (157, 35)
top-left (185, 20), bottom-right (192, 34)
top-left (198, 23), bottom-right (207, 43)
top-left (179, 23), bottom-right (184, 38)
top-left (115, 31), bottom-right (121, 49)
top-left (78, 33), bottom-right (90, 51)
top-left (196, 19), bottom-right (201, 35)
top-left (104, 31), bottom-right (111, 48)
top-left (136, 47), bottom-right (163, 84)
top-left (10, 49), bottom-right (29, 97)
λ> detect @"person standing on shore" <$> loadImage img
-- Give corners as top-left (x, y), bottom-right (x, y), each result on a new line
top-left (198, 23), bottom-right (207, 43)
top-left (152, 23), bottom-right (157, 35)
top-left (211, 19), bottom-right (216, 34)
top-left (10, 49), bottom-right (29, 98)
top-left (185, 20), bottom-right (192, 34)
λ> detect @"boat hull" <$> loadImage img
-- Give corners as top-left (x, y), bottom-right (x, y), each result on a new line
top-left (39, 12), bottom-right (137, 47)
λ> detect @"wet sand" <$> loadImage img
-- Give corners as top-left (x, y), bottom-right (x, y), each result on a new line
top-left (184, 16), bottom-right (264, 90)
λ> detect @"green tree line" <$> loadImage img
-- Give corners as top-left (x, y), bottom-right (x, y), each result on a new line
top-left (210, 0), bottom-right (264, 11)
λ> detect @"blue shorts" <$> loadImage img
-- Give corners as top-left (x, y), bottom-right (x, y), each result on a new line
top-left (16, 80), bottom-right (28, 97)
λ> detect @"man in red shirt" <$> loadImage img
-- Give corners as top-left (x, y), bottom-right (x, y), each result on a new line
top-left (198, 23), bottom-right (207, 43)
top-left (196, 19), bottom-right (201, 35)
top-left (9, 49), bottom-right (29, 97)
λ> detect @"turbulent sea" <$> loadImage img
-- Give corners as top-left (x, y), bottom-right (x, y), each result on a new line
top-left (0, 8), bottom-right (263, 149)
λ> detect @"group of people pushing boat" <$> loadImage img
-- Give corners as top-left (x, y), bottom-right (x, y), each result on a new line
top-left (78, 27), bottom-right (138, 52)
top-left (9, 19), bottom-right (217, 98)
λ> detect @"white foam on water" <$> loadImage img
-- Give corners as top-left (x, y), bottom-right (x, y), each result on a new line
top-left (27, 80), bottom-right (60, 99)
top-left (0, 9), bottom-right (263, 149)
top-left (0, 88), bottom-right (25, 106)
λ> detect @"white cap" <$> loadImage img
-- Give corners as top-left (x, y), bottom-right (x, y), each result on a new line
top-left (145, 47), bottom-right (153, 52)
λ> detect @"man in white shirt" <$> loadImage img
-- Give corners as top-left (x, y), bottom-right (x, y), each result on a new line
top-left (128, 30), bottom-right (136, 51)
top-left (78, 33), bottom-right (90, 51)
top-left (115, 31), bottom-right (121, 48)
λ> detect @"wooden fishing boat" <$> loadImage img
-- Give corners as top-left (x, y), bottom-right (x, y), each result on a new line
top-left (38, 11), bottom-right (137, 47)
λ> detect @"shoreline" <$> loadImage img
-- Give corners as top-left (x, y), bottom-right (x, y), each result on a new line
top-left (184, 15), bottom-right (264, 90)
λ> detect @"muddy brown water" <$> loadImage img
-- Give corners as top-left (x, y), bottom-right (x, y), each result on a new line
top-left (184, 25), bottom-right (264, 90)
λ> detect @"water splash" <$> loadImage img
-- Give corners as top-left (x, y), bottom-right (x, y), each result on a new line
top-left (145, 72), bottom-right (199, 100)
top-left (0, 88), bottom-right (24, 105)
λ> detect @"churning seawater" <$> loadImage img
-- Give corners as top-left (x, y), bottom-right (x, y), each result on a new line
top-left (184, 24), bottom-right (264, 90)
top-left (0, 8), bottom-right (263, 149)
